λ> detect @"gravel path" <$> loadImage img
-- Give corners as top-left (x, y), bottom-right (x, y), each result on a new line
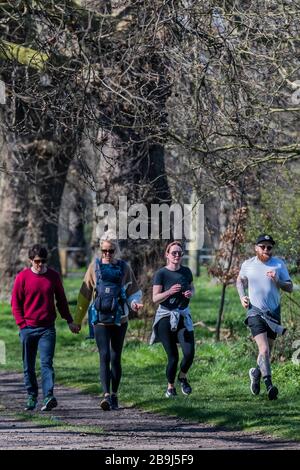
top-left (0, 370), bottom-right (299, 450)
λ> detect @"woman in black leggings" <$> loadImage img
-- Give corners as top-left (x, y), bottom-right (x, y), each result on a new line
top-left (151, 241), bottom-right (195, 397)
top-left (94, 322), bottom-right (128, 406)
top-left (74, 234), bottom-right (143, 411)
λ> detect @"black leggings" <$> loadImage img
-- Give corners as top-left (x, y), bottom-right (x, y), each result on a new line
top-left (157, 316), bottom-right (195, 384)
top-left (94, 322), bottom-right (128, 395)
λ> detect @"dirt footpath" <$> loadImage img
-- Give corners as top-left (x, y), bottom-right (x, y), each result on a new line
top-left (0, 370), bottom-right (299, 450)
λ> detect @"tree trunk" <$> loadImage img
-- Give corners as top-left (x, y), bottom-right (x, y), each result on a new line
top-left (82, 127), bottom-right (172, 319)
top-left (0, 131), bottom-right (29, 297)
top-left (216, 283), bottom-right (227, 342)
top-left (59, 160), bottom-right (92, 269)
top-left (0, 131), bottom-right (77, 298)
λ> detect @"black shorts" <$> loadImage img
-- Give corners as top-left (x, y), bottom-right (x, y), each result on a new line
top-left (247, 315), bottom-right (277, 340)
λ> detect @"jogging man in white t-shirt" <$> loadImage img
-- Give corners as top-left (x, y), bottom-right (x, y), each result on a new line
top-left (236, 234), bottom-right (293, 400)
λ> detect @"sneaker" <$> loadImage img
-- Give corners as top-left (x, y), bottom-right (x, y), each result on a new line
top-left (24, 396), bottom-right (37, 411)
top-left (41, 396), bottom-right (57, 411)
top-left (178, 376), bottom-right (192, 395)
top-left (165, 387), bottom-right (177, 398)
top-left (110, 394), bottom-right (119, 410)
top-left (100, 396), bottom-right (111, 411)
top-left (267, 385), bottom-right (278, 401)
top-left (249, 368), bottom-right (261, 395)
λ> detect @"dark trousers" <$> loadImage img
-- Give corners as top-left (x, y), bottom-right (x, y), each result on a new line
top-left (94, 322), bottom-right (128, 395)
top-left (19, 326), bottom-right (56, 399)
top-left (157, 316), bottom-right (195, 384)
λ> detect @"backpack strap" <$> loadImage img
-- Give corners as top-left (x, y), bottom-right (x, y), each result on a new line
top-left (95, 258), bottom-right (102, 293)
top-left (117, 259), bottom-right (126, 283)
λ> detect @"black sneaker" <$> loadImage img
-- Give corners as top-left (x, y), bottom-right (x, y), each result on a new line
top-left (24, 396), bottom-right (37, 411)
top-left (178, 376), bottom-right (192, 395)
top-left (267, 385), bottom-right (278, 401)
top-left (165, 387), bottom-right (177, 398)
top-left (110, 394), bottom-right (119, 410)
top-left (100, 396), bottom-right (111, 411)
top-left (41, 396), bottom-right (57, 411)
top-left (249, 368), bottom-right (261, 395)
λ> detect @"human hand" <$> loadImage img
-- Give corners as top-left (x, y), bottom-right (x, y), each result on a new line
top-left (183, 290), bottom-right (193, 298)
top-left (266, 270), bottom-right (278, 282)
top-left (168, 284), bottom-right (182, 295)
top-left (131, 302), bottom-right (143, 312)
top-left (241, 296), bottom-right (250, 308)
top-left (68, 322), bottom-right (81, 334)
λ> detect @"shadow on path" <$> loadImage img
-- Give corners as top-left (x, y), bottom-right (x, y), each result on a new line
top-left (0, 370), bottom-right (299, 450)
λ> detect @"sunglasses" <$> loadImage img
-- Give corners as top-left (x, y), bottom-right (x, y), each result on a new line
top-left (170, 251), bottom-right (184, 257)
top-left (33, 258), bottom-right (47, 264)
top-left (258, 245), bottom-right (273, 251)
top-left (102, 249), bottom-right (115, 254)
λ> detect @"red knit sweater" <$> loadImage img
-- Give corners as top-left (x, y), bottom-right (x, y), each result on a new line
top-left (11, 268), bottom-right (73, 329)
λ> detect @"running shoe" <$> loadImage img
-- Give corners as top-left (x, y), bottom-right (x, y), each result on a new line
top-left (178, 376), bottom-right (192, 395)
top-left (249, 368), bottom-right (261, 395)
top-left (100, 396), bottom-right (111, 411)
top-left (24, 396), bottom-right (37, 411)
top-left (110, 394), bottom-right (119, 410)
top-left (267, 385), bottom-right (278, 400)
top-left (165, 387), bottom-right (177, 398)
top-left (41, 396), bottom-right (57, 411)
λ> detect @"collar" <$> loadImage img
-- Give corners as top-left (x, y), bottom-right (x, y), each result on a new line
top-left (31, 266), bottom-right (48, 275)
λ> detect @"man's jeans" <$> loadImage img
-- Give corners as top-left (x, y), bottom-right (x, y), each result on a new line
top-left (19, 326), bottom-right (56, 399)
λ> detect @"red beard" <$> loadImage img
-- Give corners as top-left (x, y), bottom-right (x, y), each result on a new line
top-left (257, 252), bottom-right (271, 262)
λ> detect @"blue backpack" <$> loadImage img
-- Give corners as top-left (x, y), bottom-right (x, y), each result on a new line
top-left (87, 259), bottom-right (126, 339)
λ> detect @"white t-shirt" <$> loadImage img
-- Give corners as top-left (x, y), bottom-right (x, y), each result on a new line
top-left (239, 256), bottom-right (291, 312)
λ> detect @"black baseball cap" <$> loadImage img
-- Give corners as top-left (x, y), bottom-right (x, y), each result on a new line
top-left (255, 234), bottom-right (276, 245)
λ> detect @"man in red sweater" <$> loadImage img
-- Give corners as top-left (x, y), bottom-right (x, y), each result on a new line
top-left (11, 244), bottom-right (79, 411)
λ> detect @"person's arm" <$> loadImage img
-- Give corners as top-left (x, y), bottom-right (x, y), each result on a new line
top-left (123, 263), bottom-right (143, 312)
top-left (182, 283), bottom-right (195, 298)
top-left (11, 274), bottom-right (27, 329)
top-left (54, 274), bottom-right (79, 333)
top-left (277, 280), bottom-right (293, 293)
top-left (152, 284), bottom-right (182, 303)
top-left (152, 267), bottom-right (182, 304)
top-left (267, 261), bottom-right (293, 293)
top-left (236, 275), bottom-right (249, 308)
top-left (266, 271), bottom-right (293, 293)
top-left (74, 263), bottom-right (95, 325)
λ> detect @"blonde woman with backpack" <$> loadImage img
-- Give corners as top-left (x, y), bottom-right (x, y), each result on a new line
top-left (74, 234), bottom-right (143, 411)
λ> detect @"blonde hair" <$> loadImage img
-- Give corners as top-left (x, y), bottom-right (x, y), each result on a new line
top-left (99, 230), bottom-right (121, 257)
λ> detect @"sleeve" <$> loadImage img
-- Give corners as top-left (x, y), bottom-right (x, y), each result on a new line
top-left (153, 269), bottom-right (163, 286)
top-left (239, 261), bottom-right (248, 280)
top-left (123, 263), bottom-right (142, 307)
top-left (11, 273), bottom-right (27, 329)
top-left (278, 261), bottom-right (292, 282)
top-left (54, 273), bottom-right (73, 323)
top-left (74, 262), bottom-right (96, 325)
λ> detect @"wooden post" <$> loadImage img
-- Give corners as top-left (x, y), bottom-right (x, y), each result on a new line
top-left (59, 248), bottom-right (68, 277)
top-left (187, 191), bottom-right (203, 277)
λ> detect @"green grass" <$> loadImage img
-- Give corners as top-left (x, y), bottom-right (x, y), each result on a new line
top-left (1, 272), bottom-right (300, 440)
